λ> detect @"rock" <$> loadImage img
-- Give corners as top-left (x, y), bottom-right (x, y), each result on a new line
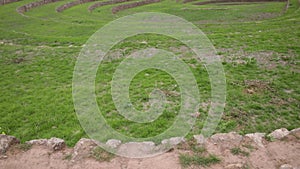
top-left (117, 141), bottom-right (156, 158)
top-left (47, 137), bottom-right (65, 151)
top-left (0, 134), bottom-right (20, 153)
top-left (26, 139), bottom-right (48, 145)
top-left (209, 132), bottom-right (243, 149)
top-left (225, 163), bottom-right (244, 169)
top-left (279, 164), bottom-right (293, 169)
top-left (26, 137), bottom-right (65, 151)
top-left (193, 134), bottom-right (205, 144)
top-left (72, 138), bottom-right (98, 161)
top-left (245, 133), bottom-right (265, 148)
top-left (106, 139), bottom-right (121, 149)
top-left (268, 128), bottom-right (290, 140)
top-left (290, 128), bottom-right (300, 138)
top-left (0, 155), bottom-right (8, 159)
top-left (161, 137), bottom-right (185, 146)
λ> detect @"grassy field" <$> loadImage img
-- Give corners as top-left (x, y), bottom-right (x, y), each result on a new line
top-left (0, 0), bottom-right (299, 146)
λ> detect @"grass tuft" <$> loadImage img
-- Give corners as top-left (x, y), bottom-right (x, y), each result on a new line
top-left (179, 154), bottom-right (221, 167)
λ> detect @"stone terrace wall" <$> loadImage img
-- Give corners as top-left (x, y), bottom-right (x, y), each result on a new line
top-left (192, 0), bottom-right (286, 5)
top-left (111, 0), bottom-right (160, 14)
top-left (0, 0), bottom-right (21, 5)
top-left (17, 0), bottom-right (62, 13)
top-left (88, 0), bottom-right (132, 12)
top-left (56, 0), bottom-right (96, 12)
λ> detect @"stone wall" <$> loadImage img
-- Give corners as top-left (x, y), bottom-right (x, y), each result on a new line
top-left (88, 0), bottom-right (132, 12)
top-left (56, 0), bottom-right (96, 12)
top-left (111, 0), bottom-right (160, 14)
top-left (17, 0), bottom-right (62, 13)
top-left (193, 0), bottom-right (286, 5)
top-left (0, 0), bottom-right (21, 6)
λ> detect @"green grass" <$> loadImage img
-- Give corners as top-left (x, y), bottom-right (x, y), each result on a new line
top-left (0, 0), bottom-right (299, 146)
top-left (179, 154), bottom-right (221, 167)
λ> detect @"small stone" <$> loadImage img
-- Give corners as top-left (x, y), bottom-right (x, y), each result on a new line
top-left (106, 139), bottom-right (121, 149)
top-left (268, 128), bottom-right (290, 140)
top-left (279, 164), bottom-right (293, 169)
top-left (161, 137), bottom-right (185, 146)
top-left (140, 41), bottom-right (148, 44)
top-left (0, 155), bottom-right (8, 159)
top-left (0, 134), bottom-right (20, 154)
top-left (193, 134), bottom-right (205, 144)
top-left (245, 133), bottom-right (265, 148)
top-left (191, 112), bottom-right (201, 118)
top-left (225, 163), bottom-right (244, 169)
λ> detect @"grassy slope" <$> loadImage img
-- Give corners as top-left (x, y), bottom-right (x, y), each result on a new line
top-left (0, 0), bottom-right (299, 146)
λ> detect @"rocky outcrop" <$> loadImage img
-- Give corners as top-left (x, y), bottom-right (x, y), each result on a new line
top-left (111, 0), bottom-right (161, 14)
top-left (17, 0), bottom-right (62, 13)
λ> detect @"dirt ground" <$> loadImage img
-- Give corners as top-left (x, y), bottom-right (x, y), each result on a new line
top-left (1, 129), bottom-right (299, 169)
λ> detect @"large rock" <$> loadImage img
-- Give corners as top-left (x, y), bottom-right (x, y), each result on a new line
top-left (117, 141), bottom-right (156, 158)
top-left (161, 137), bottom-right (185, 146)
top-left (245, 133), bottom-right (265, 147)
top-left (72, 138), bottom-right (98, 161)
top-left (0, 134), bottom-right (20, 153)
top-left (26, 137), bottom-right (65, 151)
top-left (268, 128), bottom-right (290, 140)
top-left (209, 132), bottom-right (243, 149)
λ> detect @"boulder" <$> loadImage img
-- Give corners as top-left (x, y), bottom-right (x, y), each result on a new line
top-left (268, 128), bottom-right (290, 140)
